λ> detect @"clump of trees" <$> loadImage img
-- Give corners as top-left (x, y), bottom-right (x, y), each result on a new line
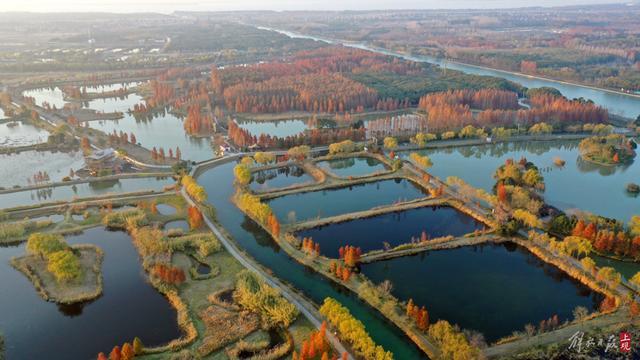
top-left (405, 299), bottom-right (430, 331)
top-left (234, 270), bottom-right (298, 329)
top-left (182, 175), bottom-right (208, 203)
top-left (233, 163), bottom-right (252, 185)
top-left (102, 209), bottom-right (148, 230)
top-left (409, 153), bottom-right (433, 169)
top-left (26, 233), bottom-right (82, 282)
top-left (150, 263), bottom-right (186, 285)
top-left (97, 337), bottom-right (143, 360)
top-left (328, 140), bottom-right (357, 155)
top-left (428, 320), bottom-right (481, 360)
top-left (338, 245), bottom-right (362, 267)
top-left (254, 151), bottom-right (276, 164)
top-left (292, 321), bottom-right (343, 360)
top-left (410, 132), bottom-right (437, 146)
top-left (319, 298), bottom-right (393, 360)
top-left (493, 158), bottom-right (545, 234)
top-left (301, 237), bottom-right (320, 256)
top-left (578, 134), bottom-right (636, 165)
top-left (187, 206), bottom-right (204, 229)
top-left (329, 261), bottom-right (352, 282)
top-left (569, 218), bottom-right (640, 260)
top-left (235, 191), bottom-right (274, 226)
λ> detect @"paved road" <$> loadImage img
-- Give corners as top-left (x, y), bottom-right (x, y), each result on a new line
top-left (183, 158), bottom-right (354, 359)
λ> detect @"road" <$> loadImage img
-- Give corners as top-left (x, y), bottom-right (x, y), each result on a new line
top-left (182, 157), bottom-right (354, 359)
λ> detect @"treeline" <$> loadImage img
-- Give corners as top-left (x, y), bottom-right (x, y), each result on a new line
top-left (418, 89), bottom-right (609, 132)
top-left (319, 298), bottom-right (393, 360)
top-left (227, 121), bottom-right (365, 149)
top-left (572, 220), bottom-right (640, 259)
top-left (223, 73), bottom-right (378, 114)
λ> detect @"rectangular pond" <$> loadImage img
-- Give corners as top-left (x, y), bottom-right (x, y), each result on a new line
top-left (236, 119), bottom-right (309, 138)
top-left (316, 156), bottom-right (390, 178)
top-left (296, 205), bottom-right (484, 258)
top-left (0, 176), bottom-right (174, 209)
top-left (250, 165), bottom-right (314, 191)
top-left (360, 242), bottom-right (603, 343)
top-left (267, 178), bottom-right (429, 224)
top-left (0, 150), bottom-right (85, 189)
top-left (0, 121), bottom-right (49, 147)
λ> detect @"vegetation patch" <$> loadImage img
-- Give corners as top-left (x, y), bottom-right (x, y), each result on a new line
top-left (578, 134), bottom-right (636, 166)
top-left (196, 302), bottom-right (261, 357)
top-left (11, 240), bottom-right (103, 304)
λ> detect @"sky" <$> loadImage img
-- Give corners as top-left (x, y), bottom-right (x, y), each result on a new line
top-left (1, 0), bottom-right (631, 13)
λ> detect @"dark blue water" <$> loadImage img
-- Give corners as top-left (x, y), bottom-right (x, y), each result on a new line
top-left (296, 206), bottom-right (484, 258)
top-left (267, 178), bottom-right (429, 224)
top-left (250, 165), bottom-right (313, 191)
top-left (0, 227), bottom-right (180, 359)
top-left (361, 242), bottom-right (603, 343)
top-left (197, 161), bottom-right (428, 359)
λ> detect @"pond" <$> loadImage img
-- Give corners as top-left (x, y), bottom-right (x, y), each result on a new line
top-left (250, 165), bottom-right (314, 191)
top-left (0, 150), bottom-right (85, 188)
top-left (0, 226), bottom-right (181, 359)
top-left (267, 178), bottom-right (429, 224)
top-left (0, 121), bottom-right (49, 147)
top-left (296, 206), bottom-right (484, 258)
top-left (236, 119), bottom-right (309, 138)
top-left (360, 242), bottom-right (603, 343)
top-left (592, 254), bottom-right (640, 280)
top-left (22, 82), bottom-right (142, 111)
top-left (164, 220), bottom-right (189, 232)
top-left (0, 176), bottom-right (174, 209)
top-left (156, 204), bottom-right (177, 216)
top-left (22, 87), bottom-right (67, 109)
top-left (197, 161), bottom-right (428, 359)
top-left (316, 157), bottom-right (389, 178)
top-left (403, 139), bottom-right (640, 223)
top-left (86, 111), bottom-right (216, 162)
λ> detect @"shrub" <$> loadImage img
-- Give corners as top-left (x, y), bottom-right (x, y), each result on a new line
top-left (234, 270), bottom-right (298, 329)
top-left (47, 250), bottom-right (82, 282)
top-left (26, 233), bottom-right (68, 258)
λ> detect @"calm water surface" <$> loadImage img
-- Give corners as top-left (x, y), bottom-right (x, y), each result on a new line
top-left (316, 157), bottom-right (389, 178)
top-left (0, 121), bottom-right (48, 147)
top-left (297, 206), bottom-right (484, 257)
top-left (405, 140), bottom-right (640, 223)
top-left (0, 150), bottom-right (85, 188)
top-left (250, 165), bottom-right (313, 191)
top-left (0, 227), bottom-right (180, 359)
top-left (361, 242), bottom-right (603, 342)
top-left (267, 178), bottom-right (429, 224)
top-left (237, 119), bottom-right (309, 138)
top-left (0, 176), bottom-right (174, 209)
top-left (197, 161), bottom-right (428, 359)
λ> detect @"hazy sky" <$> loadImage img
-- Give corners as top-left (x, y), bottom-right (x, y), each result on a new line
top-left (2, 0), bottom-right (629, 13)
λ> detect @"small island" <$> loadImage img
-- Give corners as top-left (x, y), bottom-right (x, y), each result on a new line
top-left (11, 233), bottom-right (103, 304)
top-left (578, 134), bottom-right (636, 166)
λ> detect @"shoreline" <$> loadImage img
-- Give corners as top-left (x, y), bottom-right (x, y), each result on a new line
top-left (256, 25), bottom-right (640, 102)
